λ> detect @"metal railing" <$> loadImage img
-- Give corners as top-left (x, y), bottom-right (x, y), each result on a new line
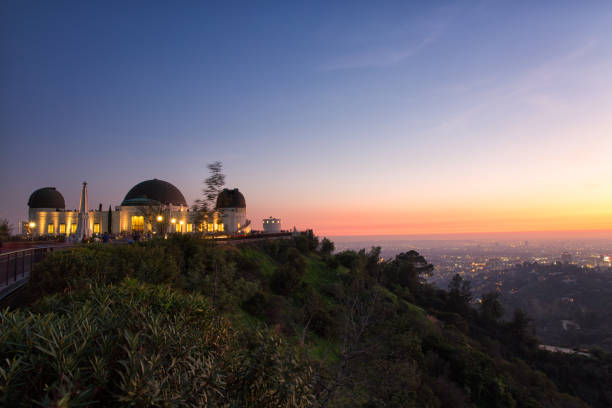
top-left (0, 246), bottom-right (69, 295)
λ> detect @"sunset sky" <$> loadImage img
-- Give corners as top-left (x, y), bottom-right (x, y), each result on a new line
top-left (2, 1), bottom-right (612, 236)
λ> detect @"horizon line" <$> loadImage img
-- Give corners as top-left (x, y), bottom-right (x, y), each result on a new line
top-left (327, 228), bottom-right (612, 239)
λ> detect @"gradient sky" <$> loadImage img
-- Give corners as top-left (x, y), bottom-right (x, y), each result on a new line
top-left (2, 1), bottom-right (612, 236)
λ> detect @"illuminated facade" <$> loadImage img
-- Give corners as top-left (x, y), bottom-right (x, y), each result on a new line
top-left (24, 180), bottom-right (251, 237)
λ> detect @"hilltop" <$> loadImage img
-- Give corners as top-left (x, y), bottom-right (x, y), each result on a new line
top-left (2, 233), bottom-right (611, 407)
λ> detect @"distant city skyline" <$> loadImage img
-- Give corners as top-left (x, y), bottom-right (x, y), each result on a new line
top-left (2, 1), bottom-right (612, 236)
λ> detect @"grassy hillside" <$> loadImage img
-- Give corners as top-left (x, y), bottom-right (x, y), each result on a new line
top-left (1, 233), bottom-right (609, 407)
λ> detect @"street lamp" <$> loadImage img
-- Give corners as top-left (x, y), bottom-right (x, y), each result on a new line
top-left (170, 218), bottom-right (176, 224)
top-left (27, 222), bottom-right (36, 240)
top-left (156, 215), bottom-right (163, 222)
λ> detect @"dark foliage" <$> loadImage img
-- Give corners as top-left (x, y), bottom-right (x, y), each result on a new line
top-left (7, 235), bottom-right (605, 407)
top-left (0, 280), bottom-right (314, 407)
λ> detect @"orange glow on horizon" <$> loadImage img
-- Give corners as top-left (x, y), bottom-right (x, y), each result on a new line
top-left (267, 199), bottom-right (612, 237)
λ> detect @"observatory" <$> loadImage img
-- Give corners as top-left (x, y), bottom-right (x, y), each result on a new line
top-left (23, 180), bottom-right (251, 237)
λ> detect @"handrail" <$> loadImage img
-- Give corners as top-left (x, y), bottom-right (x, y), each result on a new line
top-left (0, 244), bottom-right (76, 257)
top-left (0, 245), bottom-right (76, 300)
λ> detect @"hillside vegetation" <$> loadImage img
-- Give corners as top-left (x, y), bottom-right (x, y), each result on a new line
top-left (2, 234), bottom-right (610, 407)
top-left (469, 262), bottom-right (612, 352)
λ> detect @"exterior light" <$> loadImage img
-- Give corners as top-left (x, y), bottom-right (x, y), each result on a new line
top-left (179, 220), bottom-right (184, 225)
top-left (29, 222), bottom-right (36, 228)
top-left (156, 215), bottom-right (163, 222)
top-left (171, 218), bottom-right (177, 224)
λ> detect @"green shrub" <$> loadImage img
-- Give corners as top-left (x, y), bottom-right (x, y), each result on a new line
top-left (0, 279), bottom-right (314, 407)
top-left (30, 244), bottom-right (180, 297)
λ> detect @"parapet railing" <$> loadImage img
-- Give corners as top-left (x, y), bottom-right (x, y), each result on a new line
top-left (0, 246), bottom-right (73, 295)
top-left (216, 232), bottom-right (293, 242)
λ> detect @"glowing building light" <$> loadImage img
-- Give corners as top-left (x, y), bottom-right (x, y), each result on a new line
top-left (29, 222), bottom-right (35, 228)
top-left (156, 215), bottom-right (163, 222)
top-left (171, 218), bottom-right (177, 224)
top-left (131, 216), bottom-right (144, 232)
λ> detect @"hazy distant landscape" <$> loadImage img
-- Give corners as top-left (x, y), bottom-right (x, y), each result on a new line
top-left (334, 233), bottom-right (612, 353)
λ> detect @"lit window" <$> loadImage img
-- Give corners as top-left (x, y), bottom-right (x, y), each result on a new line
top-left (187, 223), bottom-right (192, 232)
top-left (207, 223), bottom-right (214, 232)
top-left (70, 224), bottom-right (77, 233)
top-left (237, 223), bottom-right (240, 229)
top-left (176, 223), bottom-right (181, 233)
top-left (218, 223), bottom-right (224, 232)
top-left (198, 223), bottom-right (203, 232)
top-left (59, 224), bottom-right (66, 234)
top-left (48, 224), bottom-right (54, 234)
top-left (93, 223), bottom-right (100, 233)
top-left (131, 216), bottom-right (144, 231)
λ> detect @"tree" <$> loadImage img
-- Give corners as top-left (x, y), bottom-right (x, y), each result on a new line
top-left (320, 238), bottom-right (335, 257)
top-left (479, 291), bottom-right (504, 323)
top-left (107, 205), bottom-right (113, 234)
top-left (335, 250), bottom-right (360, 269)
top-left (294, 230), bottom-right (319, 254)
top-left (192, 161), bottom-right (226, 230)
top-left (507, 308), bottom-right (536, 351)
top-left (137, 204), bottom-right (168, 236)
top-left (318, 248), bottom-right (385, 406)
top-left (448, 274), bottom-right (473, 316)
top-left (0, 218), bottom-right (12, 245)
top-left (382, 250), bottom-right (433, 295)
top-left (270, 248), bottom-right (306, 295)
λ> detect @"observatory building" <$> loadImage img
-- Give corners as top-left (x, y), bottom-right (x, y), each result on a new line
top-left (24, 179), bottom-right (251, 237)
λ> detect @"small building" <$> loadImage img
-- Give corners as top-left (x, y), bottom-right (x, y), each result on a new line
top-left (263, 217), bottom-right (281, 233)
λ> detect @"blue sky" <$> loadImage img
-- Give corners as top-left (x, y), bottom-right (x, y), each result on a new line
top-left (2, 1), bottom-right (612, 235)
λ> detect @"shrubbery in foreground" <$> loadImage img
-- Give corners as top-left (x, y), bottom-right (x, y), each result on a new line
top-left (2, 234), bottom-right (607, 407)
top-left (0, 278), bottom-right (314, 407)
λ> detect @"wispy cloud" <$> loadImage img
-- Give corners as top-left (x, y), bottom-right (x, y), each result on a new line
top-left (317, 32), bottom-right (441, 72)
top-left (506, 39), bottom-right (597, 99)
top-left (424, 39), bottom-right (600, 135)
top-left (316, 7), bottom-right (455, 72)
